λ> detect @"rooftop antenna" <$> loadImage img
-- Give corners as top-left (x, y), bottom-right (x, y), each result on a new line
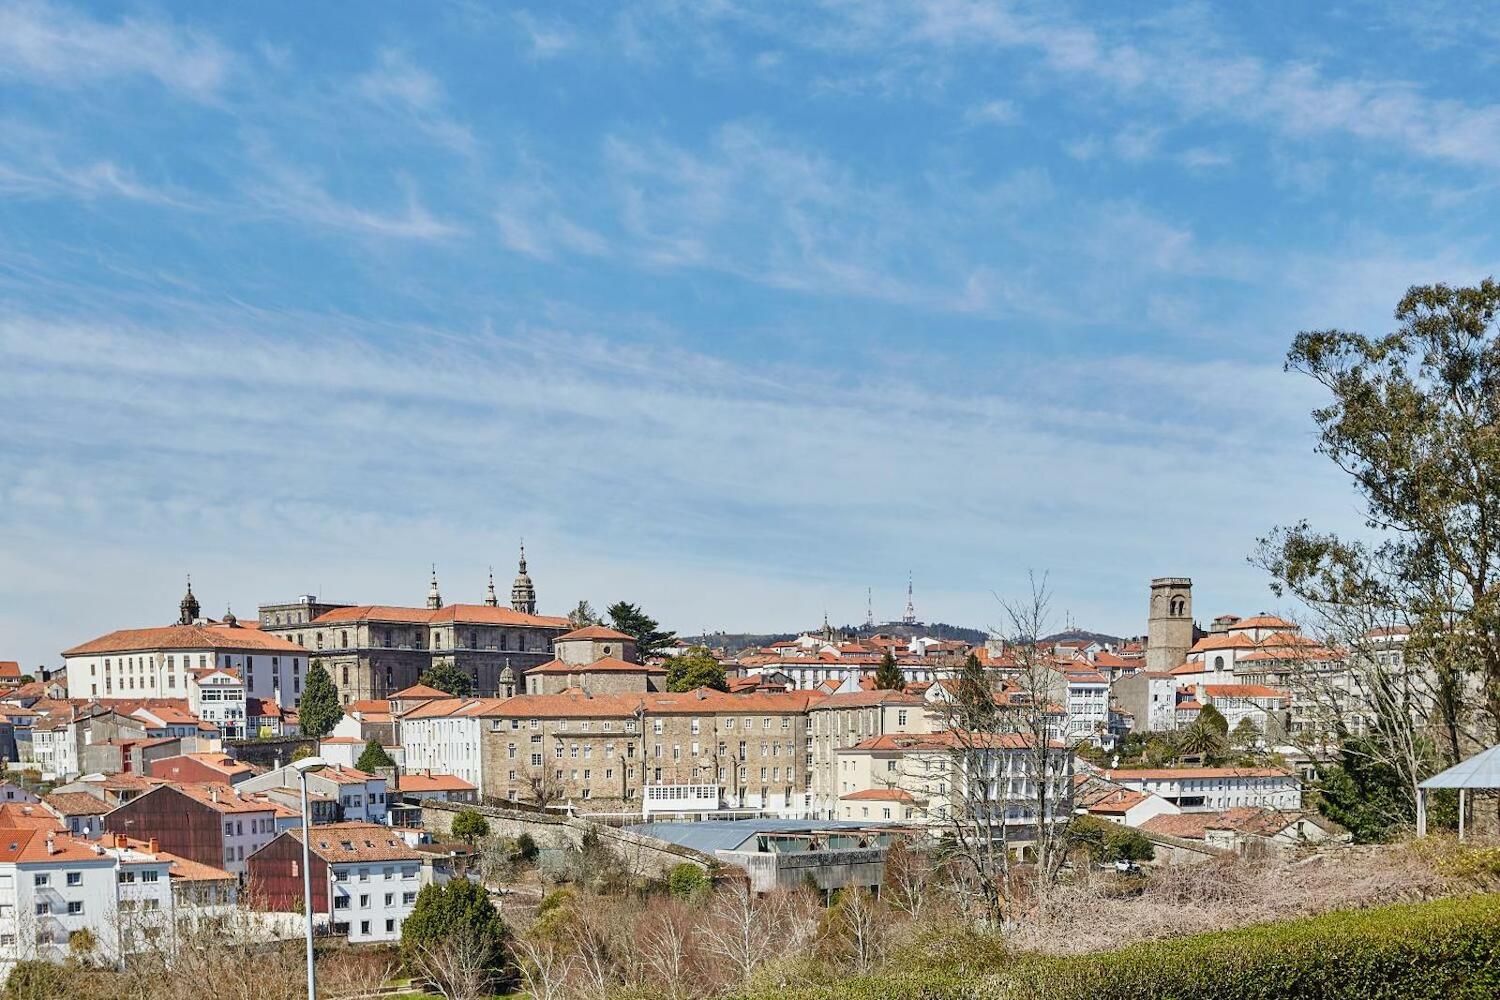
top-left (865, 587), bottom-right (874, 628)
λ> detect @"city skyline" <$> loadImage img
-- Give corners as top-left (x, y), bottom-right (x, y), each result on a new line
top-left (7, 2), bottom-right (1499, 667)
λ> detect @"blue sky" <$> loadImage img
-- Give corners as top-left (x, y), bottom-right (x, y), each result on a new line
top-left (3, 1), bottom-right (1498, 670)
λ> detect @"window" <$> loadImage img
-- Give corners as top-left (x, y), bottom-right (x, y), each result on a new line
top-left (361, 921), bottom-right (371, 935)
top-left (66, 872), bottom-right (81, 886)
top-left (33, 874), bottom-right (48, 887)
top-left (67, 901), bottom-right (83, 915)
top-left (36, 902), bottom-right (50, 915)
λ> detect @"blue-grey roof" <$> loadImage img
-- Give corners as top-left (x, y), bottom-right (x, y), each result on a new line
top-left (1420, 744), bottom-right (1500, 789)
top-left (624, 818), bottom-right (883, 854)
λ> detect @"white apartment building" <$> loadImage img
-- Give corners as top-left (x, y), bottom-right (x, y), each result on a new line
top-left (63, 621), bottom-right (308, 710)
top-left (399, 697), bottom-right (507, 789)
top-left (238, 763), bottom-right (390, 825)
top-left (807, 690), bottom-right (934, 819)
top-left (834, 731), bottom-right (1075, 835)
top-left (1062, 669), bottom-right (1110, 745)
top-left (248, 822), bottom-right (450, 944)
top-left (186, 668), bottom-right (247, 738)
top-left (1103, 767), bottom-right (1301, 812)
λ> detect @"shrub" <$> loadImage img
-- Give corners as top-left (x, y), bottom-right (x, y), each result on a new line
top-left (667, 862), bottom-right (709, 898)
top-left (4, 961), bottom-right (74, 1000)
top-left (731, 893), bottom-right (1500, 1000)
top-left (516, 832), bottom-right (538, 862)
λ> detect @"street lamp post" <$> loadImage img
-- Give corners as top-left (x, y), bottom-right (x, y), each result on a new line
top-left (293, 756), bottom-right (329, 1000)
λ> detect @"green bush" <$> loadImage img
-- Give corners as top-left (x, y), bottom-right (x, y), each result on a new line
top-left (731, 893), bottom-right (1500, 1000)
top-left (667, 862), bottom-right (709, 898)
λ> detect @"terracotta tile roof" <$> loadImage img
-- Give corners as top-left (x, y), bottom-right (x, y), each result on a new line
top-left (43, 792), bottom-right (112, 816)
top-left (0, 661), bottom-right (21, 679)
top-left (396, 772), bottom-right (476, 793)
top-left (527, 657), bottom-right (664, 675)
top-left (170, 783), bottom-right (278, 814)
top-left (809, 690), bottom-right (926, 710)
top-left (311, 604), bottom-right (569, 629)
top-left (391, 684), bottom-right (451, 699)
top-left (0, 803), bottom-right (65, 831)
top-left (1187, 633), bottom-right (1262, 653)
top-left (841, 788), bottom-right (921, 803)
top-left (1106, 767), bottom-right (1294, 781)
top-left (847, 730), bottom-right (1048, 752)
top-left (1169, 661), bottom-right (1210, 676)
top-left (116, 836), bottom-right (235, 882)
top-left (556, 625), bottom-right (635, 642)
top-left (1079, 785), bottom-right (1151, 814)
top-left (0, 828), bottom-right (104, 863)
top-left (1203, 684), bottom-right (1291, 700)
top-left (1231, 615), bottom-right (1297, 630)
top-left (1176, 700), bottom-right (1203, 711)
top-left (63, 623), bottom-right (302, 656)
top-left (1143, 807), bottom-right (1305, 840)
top-left (295, 822), bottom-right (424, 863)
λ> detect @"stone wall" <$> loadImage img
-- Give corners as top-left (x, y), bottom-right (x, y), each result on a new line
top-left (420, 800), bottom-right (713, 876)
top-left (225, 735), bottom-right (317, 769)
top-left (719, 846), bottom-right (887, 895)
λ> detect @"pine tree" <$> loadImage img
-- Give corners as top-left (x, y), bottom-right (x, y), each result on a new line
top-left (873, 649), bottom-right (904, 690)
top-left (605, 601), bottom-right (678, 660)
top-left (356, 738), bottom-right (396, 773)
top-left (954, 652), bottom-right (996, 730)
top-left (298, 660), bottom-right (341, 740)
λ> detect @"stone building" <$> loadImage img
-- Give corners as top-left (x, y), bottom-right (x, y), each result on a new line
top-left (523, 625), bottom-right (665, 695)
top-left (472, 688), bottom-right (825, 816)
top-left (807, 689), bottom-right (934, 819)
top-left (1145, 577), bottom-right (1194, 672)
top-left (257, 551), bottom-right (569, 703)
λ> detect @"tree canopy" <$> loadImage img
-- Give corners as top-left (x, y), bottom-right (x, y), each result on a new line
top-left (355, 738), bottom-right (395, 773)
top-left (664, 646), bottom-right (728, 692)
top-left (1197, 703), bottom-right (1229, 737)
top-left (567, 600), bottom-right (601, 628)
top-left (873, 649), bottom-right (904, 690)
top-left (297, 660), bottom-right (341, 740)
top-left (1257, 279), bottom-right (1500, 815)
top-left (400, 877), bottom-right (510, 992)
top-left (953, 652), bottom-right (996, 730)
top-left (419, 661), bottom-right (473, 698)
top-left (451, 808), bottom-right (491, 845)
top-left (605, 601), bottom-right (677, 660)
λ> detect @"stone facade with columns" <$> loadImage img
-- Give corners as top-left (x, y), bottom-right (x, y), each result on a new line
top-left (257, 548), bottom-right (569, 704)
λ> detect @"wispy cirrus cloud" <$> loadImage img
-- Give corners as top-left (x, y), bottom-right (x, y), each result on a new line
top-left (0, 0), bottom-right (231, 98)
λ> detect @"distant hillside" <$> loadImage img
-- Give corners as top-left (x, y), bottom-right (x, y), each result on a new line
top-left (1040, 628), bottom-right (1126, 647)
top-left (686, 621), bottom-right (991, 655)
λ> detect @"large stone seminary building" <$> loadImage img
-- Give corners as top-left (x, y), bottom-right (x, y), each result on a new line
top-left (257, 548), bottom-right (570, 704)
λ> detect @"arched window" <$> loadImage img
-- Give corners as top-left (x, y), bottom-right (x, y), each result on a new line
top-left (1170, 596), bottom-right (1185, 616)
top-left (1214, 655), bottom-right (1224, 670)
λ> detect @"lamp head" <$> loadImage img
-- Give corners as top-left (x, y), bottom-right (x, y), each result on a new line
top-left (292, 755), bottom-right (328, 775)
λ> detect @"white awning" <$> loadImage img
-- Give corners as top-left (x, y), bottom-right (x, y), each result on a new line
top-left (1419, 745), bottom-right (1500, 789)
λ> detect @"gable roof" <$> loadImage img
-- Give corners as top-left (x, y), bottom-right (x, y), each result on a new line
top-left (291, 822), bottom-right (423, 863)
top-left (64, 623), bottom-right (302, 656)
top-left (310, 604), bottom-right (569, 629)
top-left (526, 657), bottom-right (664, 675)
top-left (556, 625), bottom-right (635, 642)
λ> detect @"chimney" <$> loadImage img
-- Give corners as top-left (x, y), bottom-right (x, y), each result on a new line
top-left (211, 788), bottom-right (219, 804)
top-left (115, 833), bottom-right (127, 849)
top-left (148, 837), bottom-right (159, 854)
top-left (45, 834), bottom-right (55, 855)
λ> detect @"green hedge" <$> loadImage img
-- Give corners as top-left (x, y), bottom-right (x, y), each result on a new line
top-left (743, 893), bottom-right (1500, 1000)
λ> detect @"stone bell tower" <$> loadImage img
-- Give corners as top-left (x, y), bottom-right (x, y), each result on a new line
top-left (1146, 577), bottom-right (1193, 672)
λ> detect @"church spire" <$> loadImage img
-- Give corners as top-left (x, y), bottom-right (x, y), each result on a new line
top-left (483, 566), bottom-right (499, 607)
top-left (178, 575), bottom-right (200, 625)
top-left (511, 540), bottom-right (537, 615)
top-left (427, 565), bottom-right (443, 610)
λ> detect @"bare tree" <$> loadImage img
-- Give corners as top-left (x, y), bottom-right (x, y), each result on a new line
top-left (826, 886), bottom-right (885, 972)
top-left (415, 925), bottom-right (497, 1000)
top-left (514, 936), bottom-right (577, 1000)
top-left (636, 898), bottom-right (699, 1000)
top-left (702, 886), bottom-right (799, 983)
